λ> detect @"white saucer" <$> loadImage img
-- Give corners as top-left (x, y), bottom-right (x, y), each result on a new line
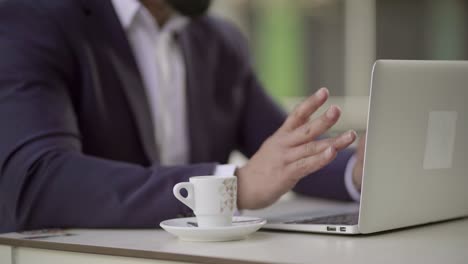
top-left (160, 216), bottom-right (266, 242)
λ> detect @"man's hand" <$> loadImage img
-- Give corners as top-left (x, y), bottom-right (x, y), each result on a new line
top-left (236, 88), bottom-right (357, 210)
top-left (352, 133), bottom-right (366, 192)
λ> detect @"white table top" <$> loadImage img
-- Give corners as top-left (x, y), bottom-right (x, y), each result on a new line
top-left (1, 195), bottom-right (467, 264)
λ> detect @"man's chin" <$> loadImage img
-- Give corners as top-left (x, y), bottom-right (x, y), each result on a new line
top-left (165, 0), bottom-right (212, 18)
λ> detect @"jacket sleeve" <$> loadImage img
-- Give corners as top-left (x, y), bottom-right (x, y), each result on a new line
top-left (216, 19), bottom-right (355, 201)
top-left (0, 1), bottom-right (215, 233)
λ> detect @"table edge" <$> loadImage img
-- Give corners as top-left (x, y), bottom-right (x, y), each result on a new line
top-left (0, 237), bottom-right (270, 264)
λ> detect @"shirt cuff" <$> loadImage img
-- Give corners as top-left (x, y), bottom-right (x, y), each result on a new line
top-left (214, 164), bottom-right (237, 177)
top-left (344, 154), bottom-right (361, 201)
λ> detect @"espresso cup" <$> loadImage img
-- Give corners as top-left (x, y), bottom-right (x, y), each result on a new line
top-left (173, 175), bottom-right (237, 228)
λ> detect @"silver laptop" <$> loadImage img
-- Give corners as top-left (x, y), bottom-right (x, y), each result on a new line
top-left (263, 60), bottom-right (468, 235)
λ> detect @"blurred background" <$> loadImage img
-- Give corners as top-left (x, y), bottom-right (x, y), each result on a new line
top-left (210, 0), bottom-right (468, 135)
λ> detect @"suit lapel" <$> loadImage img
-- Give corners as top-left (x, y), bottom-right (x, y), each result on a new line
top-left (179, 27), bottom-right (212, 163)
top-left (78, 0), bottom-right (159, 163)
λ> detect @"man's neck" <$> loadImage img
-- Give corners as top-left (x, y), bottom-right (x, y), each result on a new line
top-left (139, 0), bottom-right (174, 27)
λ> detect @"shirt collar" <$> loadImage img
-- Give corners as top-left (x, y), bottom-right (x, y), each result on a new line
top-left (111, 0), bottom-right (188, 33)
top-left (111, 0), bottom-right (140, 29)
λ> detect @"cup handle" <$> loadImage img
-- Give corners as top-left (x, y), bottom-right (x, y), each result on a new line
top-left (173, 182), bottom-right (195, 211)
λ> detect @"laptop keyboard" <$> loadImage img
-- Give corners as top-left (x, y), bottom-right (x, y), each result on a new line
top-left (285, 212), bottom-right (359, 225)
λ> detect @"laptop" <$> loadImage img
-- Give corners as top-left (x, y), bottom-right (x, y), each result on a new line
top-left (262, 60), bottom-right (468, 235)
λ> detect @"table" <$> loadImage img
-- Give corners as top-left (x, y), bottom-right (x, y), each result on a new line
top-left (1, 195), bottom-right (467, 264)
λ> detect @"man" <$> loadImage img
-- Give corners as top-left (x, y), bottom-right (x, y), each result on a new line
top-left (0, 0), bottom-right (364, 233)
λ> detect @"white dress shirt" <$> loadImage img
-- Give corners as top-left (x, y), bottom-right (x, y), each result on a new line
top-left (112, 0), bottom-right (189, 166)
top-left (111, 0), bottom-right (359, 200)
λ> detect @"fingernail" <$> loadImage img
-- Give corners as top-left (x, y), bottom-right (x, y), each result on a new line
top-left (347, 130), bottom-right (357, 140)
top-left (316, 88), bottom-right (328, 100)
top-left (326, 106), bottom-right (336, 119)
top-left (326, 146), bottom-right (334, 157)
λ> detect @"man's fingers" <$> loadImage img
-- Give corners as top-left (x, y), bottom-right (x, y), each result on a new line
top-left (284, 130), bottom-right (356, 164)
top-left (285, 146), bottom-right (338, 182)
top-left (280, 88), bottom-right (329, 132)
top-left (284, 105), bottom-right (341, 147)
top-left (333, 130), bottom-right (357, 150)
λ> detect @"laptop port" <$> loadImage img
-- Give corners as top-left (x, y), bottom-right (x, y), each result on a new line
top-left (340, 227), bottom-right (346, 232)
top-left (327, 226), bottom-right (336, 231)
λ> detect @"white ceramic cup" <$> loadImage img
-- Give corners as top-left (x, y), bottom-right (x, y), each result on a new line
top-left (173, 175), bottom-right (237, 228)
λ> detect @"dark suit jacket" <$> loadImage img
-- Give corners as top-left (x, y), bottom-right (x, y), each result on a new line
top-left (0, 0), bottom-right (354, 233)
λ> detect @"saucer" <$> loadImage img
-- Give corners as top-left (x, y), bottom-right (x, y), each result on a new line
top-left (160, 216), bottom-right (266, 242)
